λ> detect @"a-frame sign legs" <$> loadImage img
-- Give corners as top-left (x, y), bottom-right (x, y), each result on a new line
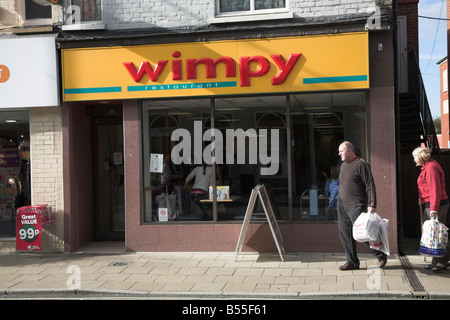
top-left (235, 184), bottom-right (285, 262)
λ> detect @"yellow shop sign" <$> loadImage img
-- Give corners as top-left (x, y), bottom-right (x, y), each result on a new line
top-left (62, 32), bottom-right (369, 101)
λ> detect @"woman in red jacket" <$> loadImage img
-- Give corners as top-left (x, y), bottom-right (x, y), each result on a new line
top-left (413, 146), bottom-right (449, 272)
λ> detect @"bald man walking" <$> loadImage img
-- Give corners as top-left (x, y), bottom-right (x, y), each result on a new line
top-left (337, 141), bottom-right (387, 270)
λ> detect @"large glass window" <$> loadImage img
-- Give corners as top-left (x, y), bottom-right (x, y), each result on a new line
top-left (0, 111), bottom-right (30, 238)
top-left (291, 92), bottom-right (367, 221)
top-left (142, 91), bottom-right (367, 224)
top-left (143, 99), bottom-right (214, 222)
top-left (214, 96), bottom-right (287, 221)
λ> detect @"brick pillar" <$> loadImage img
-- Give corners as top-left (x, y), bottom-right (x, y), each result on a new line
top-left (29, 107), bottom-right (64, 252)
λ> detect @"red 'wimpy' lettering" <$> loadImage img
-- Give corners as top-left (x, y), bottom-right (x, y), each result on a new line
top-left (123, 60), bottom-right (168, 82)
top-left (239, 56), bottom-right (271, 87)
top-left (123, 51), bottom-right (302, 86)
top-left (186, 57), bottom-right (236, 80)
top-left (270, 53), bottom-right (302, 85)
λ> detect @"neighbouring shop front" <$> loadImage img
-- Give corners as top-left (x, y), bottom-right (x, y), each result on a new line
top-left (61, 31), bottom-right (398, 253)
top-left (0, 35), bottom-right (60, 252)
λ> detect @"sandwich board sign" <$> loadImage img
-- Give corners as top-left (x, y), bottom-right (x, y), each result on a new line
top-left (235, 184), bottom-right (285, 261)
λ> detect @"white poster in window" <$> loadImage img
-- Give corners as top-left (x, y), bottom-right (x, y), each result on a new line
top-left (150, 153), bottom-right (163, 173)
top-left (158, 208), bottom-right (168, 222)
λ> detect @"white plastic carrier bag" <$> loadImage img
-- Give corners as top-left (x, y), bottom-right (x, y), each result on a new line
top-left (369, 217), bottom-right (390, 256)
top-left (353, 212), bottom-right (380, 242)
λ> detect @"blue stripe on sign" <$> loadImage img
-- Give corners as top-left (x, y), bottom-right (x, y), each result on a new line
top-left (303, 75), bottom-right (368, 84)
top-left (64, 87), bottom-right (122, 94)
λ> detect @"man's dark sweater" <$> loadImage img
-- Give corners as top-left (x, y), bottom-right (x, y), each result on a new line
top-left (338, 157), bottom-right (377, 208)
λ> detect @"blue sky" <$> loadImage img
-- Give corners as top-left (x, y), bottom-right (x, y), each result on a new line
top-left (418, 0), bottom-right (447, 119)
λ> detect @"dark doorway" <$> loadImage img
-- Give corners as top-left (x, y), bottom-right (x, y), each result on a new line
top-left (92, 105), bottom-right (125, 240)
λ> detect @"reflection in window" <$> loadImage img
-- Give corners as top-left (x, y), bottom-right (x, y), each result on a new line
top-left (291, 92), bottom-right (367, 221)
top-left (220, 0), bottom-right (250, 12)
top-left (0, 111), bottom-right (30, 238)
top-left (214, 97), bottom-right (287, 221)
top-left (19, 0), bottom-right (52, 26)
top-left (64, 0), bottom-right (102, 24)
top-left (142, 97), bottom-right (288, 223)
top-left (25, 1), bottom-right (51, 20)
top-left (142, 100), bottom-right (213, 222)
top-left (255, 0), bottom-right (286, 10)
top-left (218, 0), bottom-right (286, 13)
top-left (141, 92), bottom-right (368, 224)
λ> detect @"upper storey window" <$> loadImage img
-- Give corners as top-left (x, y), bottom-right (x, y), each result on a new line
top-left (17, 0), bottom-right (52, 26)
top-left (219, 0), bottom-right (286, 13)
top-left (213, 0), bottom-right (291, 23)
top-left (62, 0), bottom-right (105, 30)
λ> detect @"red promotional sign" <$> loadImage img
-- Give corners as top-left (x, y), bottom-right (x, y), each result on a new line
top-left (16, 206), bottom-right (45, 251)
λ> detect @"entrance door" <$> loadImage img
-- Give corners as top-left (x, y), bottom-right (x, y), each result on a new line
top-left (93, 106), bottom-right (125, 240)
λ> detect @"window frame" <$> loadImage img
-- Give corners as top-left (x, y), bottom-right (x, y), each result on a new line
top-left (62, 0), bottom-right (105, 31)
top-left (16, 0), bottom-right (53, 27)
top-left (211, 0), bottom-right (292, 23)
top-left (443, 69), bottom-right (448, 93)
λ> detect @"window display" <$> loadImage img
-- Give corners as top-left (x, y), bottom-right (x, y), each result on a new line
top-left (142, 91), bottom-right (367, 223)
top-left (0, 111), bottom-right (30, 238)
top-left (291, 92), bottom-right (367, 221)
top-left (143, 99), bottom-right (213, 222)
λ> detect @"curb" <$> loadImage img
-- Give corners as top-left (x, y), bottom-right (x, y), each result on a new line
top-left (1, 288), bottom-right (443, 299)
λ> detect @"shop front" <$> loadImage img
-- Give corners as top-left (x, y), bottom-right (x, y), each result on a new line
top-left (61, 31), bottom-right (398, 253)
top-left (0, 35), bottom-right (61, 252)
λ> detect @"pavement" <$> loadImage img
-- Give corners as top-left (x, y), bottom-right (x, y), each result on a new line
top-left (1, 241), bottom-right (450, 301)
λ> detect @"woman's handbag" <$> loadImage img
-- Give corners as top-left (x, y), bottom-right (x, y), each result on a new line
top-left (419, 217), bottom-right (449, 257)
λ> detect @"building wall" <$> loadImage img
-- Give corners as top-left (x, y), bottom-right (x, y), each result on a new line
top-left (0, 0), bottom-right (58, 34)
top-left (0, 0), bottom-right (384, 31)
top-left (123, 100), bottom-right (143, 251)
top-left (0, 0), bottom-right (16, 29)
top-left (62, 103), bottom-right (94, 252)
top-left (102, 0), bottom-right (381, 30)
top-left (29, 107), bottom-right (64, 252)
top-left (368, 30), bottom-right (397, 253)
top-left (397, 0), bottom-right (419, 57)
